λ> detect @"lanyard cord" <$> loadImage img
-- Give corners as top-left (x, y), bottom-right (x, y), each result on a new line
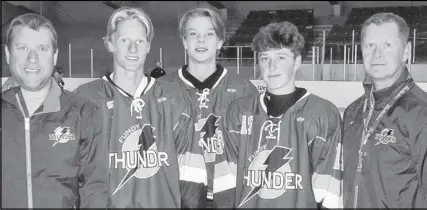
top-left (353, 83), bottom-right (412, 207)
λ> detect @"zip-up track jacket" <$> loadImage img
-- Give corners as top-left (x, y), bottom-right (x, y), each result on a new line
top-left (343, 69), bottom-right (427, 208)
top-left (213, 92), bottom-right (344, 208)
top-left (2, 79), bottom-right (109, 208)
top-left (73, 74), bottom-right (207, 208)
top-left (159, 67), bottom-right (258, 201)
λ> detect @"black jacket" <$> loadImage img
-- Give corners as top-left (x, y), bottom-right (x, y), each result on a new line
top-left (2, 79), bottom-right (109, 208)
top-left (343, 68), bottom-right (427, 208)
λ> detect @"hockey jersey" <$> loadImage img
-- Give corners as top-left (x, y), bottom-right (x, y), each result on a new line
top-left (73, 73), bottom-right (207, 208)
top-left (159, 65), bottom-right (258, 200)
top-left (213, 91), bottom-right (344, 208)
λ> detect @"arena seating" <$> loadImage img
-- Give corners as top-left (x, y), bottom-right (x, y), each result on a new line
top-left (346, 6), bottom-right (427, 25)
top-left (224, 9), bottom-right (314, 61)
top-left (325, 6), bottom-right (427, 62)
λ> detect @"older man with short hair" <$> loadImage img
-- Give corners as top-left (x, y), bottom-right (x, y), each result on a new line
top-left (343, 12), bottom-right (427, 208)
top-left (2, 13), bottom-right (109, 208)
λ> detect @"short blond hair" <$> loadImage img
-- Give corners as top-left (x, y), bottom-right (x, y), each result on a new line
top-left (361, 12), bottom-right (409, 46)
top-left (103, 7), bottom-right (154, 49)
top-left (179, 8), bottom-right (225, 41)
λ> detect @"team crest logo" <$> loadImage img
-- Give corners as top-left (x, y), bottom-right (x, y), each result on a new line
top-left (49, 126), bottom-right (76, 147)
top-left (263, 120), bottom-right (281, 140)
top-left (130, 98), bottom-right (145, 119)
top-left (196, 89), bottom-right (210, 109)
top-left (375, 128), bottom-right (396, 146)
top-left (109, 124), bottom-right (170, 195)
top-left (195, 114), bottom-right (224, 163)
top-left (240, 145), bottom-right (303, 207)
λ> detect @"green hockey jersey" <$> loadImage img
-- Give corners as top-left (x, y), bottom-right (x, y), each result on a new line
top-left (159, 65), bottom-right (258, 200)
top-left (213, 92), bottom-right (344, 208)
top-left (74, 73), bottom-right (207, 208)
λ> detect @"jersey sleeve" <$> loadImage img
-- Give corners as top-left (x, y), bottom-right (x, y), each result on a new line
top-left (416, 124), bottom-right (427, 207)
top-left (310, 105), bottom-right (344, 209)
top-left (213, 100), bottom-right (242, 208)
top-left (73, 84), bottom-right (93, 105)
top-left (245, 80), bottom-right (260, 96)
top-left (174, 97), bottom-right (208, 208)
top-left (78, 102), bottom-right (109, 208)
top-left (73, 84), bottom-right (84, 97)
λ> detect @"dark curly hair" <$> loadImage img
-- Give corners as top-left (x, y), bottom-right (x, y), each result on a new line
top-left (252, 21), bottom-right (305, 58)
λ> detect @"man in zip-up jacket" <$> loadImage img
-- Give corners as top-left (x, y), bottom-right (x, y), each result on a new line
top-left (1, 13), bottom-right (109, 208)
top-left (343, 13), bottom-right (427, 208)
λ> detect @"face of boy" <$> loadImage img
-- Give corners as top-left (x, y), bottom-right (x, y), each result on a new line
top-left (258, 48), bottom-right (301, 91)
top-left (182, 16), bottom-right (223, 64)
top-left (110, 19), bottom-right (151, 72)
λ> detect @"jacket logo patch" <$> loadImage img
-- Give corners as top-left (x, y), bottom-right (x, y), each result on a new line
top-left (296, 117), bottom-right (305, 122)
top-left (195, 113), bottom-right (224, 163)
top-left (375, 128), bottom-right (396, 146)
top-left (49, 126), bottom-right (76, 147)
top-left (240, 145), bottom-right (303, 207)
top-left (109, 124), bottom-right (170, 196)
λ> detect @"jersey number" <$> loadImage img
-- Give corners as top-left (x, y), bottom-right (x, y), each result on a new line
top-left (241, 115), bottom-right (253, 135)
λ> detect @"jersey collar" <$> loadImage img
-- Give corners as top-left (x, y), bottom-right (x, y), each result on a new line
top-left (177, 65), bottom-right (228, 90)
top-left (259, 91), bottom-right (311, 118)
top-left (102, 72), bottom-right (155, 98)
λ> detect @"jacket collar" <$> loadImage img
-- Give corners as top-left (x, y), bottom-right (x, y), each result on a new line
top-left (2, 76), bottom-right (20, 92)
top-left (362, 67), bottom-right (414, 109)
top-left (2, 78), bottom-right (62, 115)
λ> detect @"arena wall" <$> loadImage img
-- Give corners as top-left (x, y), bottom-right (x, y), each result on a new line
top-left (3, 78), bottom-right (426, 112)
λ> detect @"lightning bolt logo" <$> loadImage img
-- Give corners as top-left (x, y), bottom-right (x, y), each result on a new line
top-left (112, 125), bottom-right (156, 196)
top-left (239, 146), bottom-right (293, 207)
top-left (51, 126), bottom-right (75, 147)
top-left (196, 114), bottom-right (222, 162)
top-left (199, 114), bottom-right (220, 146)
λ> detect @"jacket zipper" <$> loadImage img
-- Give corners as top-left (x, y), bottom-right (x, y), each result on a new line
top-left (16, 93), bottom-right (33, 208)
top-left (24, 117), bottom-right (33, 208)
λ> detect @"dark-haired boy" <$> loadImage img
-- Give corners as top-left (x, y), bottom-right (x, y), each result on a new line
top-left (213, 21), bottom-right (344, 208)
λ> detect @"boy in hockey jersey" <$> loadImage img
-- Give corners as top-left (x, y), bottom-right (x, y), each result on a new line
top-left (159, 8), bottom-right (258, 208)
top-left (73, 7), bottom-right (206, 208)
top-left (213, 21), bottom-right (344, 208)
top-left (343, 13), bottom-right (427, 208)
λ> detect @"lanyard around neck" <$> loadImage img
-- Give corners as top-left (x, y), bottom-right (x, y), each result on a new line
top-left (353, 83), bottom-right (412, 208)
